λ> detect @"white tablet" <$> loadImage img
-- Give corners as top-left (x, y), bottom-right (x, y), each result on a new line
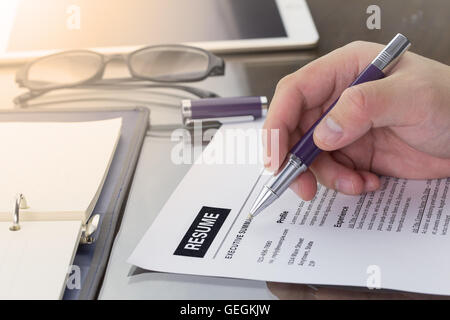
top-left (0, 0), bottom-right (319, 64)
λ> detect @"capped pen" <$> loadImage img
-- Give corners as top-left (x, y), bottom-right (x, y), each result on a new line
top-left (181, 96), bottom-right (268, 126)
top-left (250, 33), bottom-right (411, 218)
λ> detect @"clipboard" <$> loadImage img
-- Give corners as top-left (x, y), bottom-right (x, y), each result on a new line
top-left (0, 106), bottom-right (149, 299)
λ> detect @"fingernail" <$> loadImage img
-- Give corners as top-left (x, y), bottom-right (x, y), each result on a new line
top-left (315, 116), bottom-right (343, 147)
top-left (266, 164), bottom-right (276, 173)
top-left (290, 181), bottom-right (300, 194)
top-left (335, 179), bottom-right (355, 194)
top-left (263, 156), bottom-right (271, 168)
top-left (364, 179), bottom-right (379, 192)
top-left (264, 158), bottom-right (277, 173)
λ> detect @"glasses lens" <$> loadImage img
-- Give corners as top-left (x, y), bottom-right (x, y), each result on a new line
top-left (26, 52), bottom-right (102, 89)
top-left (129, 46), bottom-right (210, 82)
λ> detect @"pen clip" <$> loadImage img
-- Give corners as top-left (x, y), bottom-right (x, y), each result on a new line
top-left (9, 194), bottom-right (28, 232)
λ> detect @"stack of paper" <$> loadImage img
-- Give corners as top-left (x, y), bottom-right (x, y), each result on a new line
top-left (0, 118), bottom-right (122, 299)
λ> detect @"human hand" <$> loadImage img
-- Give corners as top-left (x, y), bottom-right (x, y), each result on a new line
top-left (266, 282), bottom-right (449, 300)
top-left (264, 41), bottom-right (450, 200)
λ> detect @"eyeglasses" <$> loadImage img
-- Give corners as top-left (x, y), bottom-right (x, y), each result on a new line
top-left (14, 44), bottom-right (225, 106)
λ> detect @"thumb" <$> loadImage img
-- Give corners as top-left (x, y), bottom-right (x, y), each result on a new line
top-left (313, 75), bottom-right (408, 151)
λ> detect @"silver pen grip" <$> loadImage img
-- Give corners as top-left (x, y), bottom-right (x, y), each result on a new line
top-left (266, 154), bottom-right (308, 196)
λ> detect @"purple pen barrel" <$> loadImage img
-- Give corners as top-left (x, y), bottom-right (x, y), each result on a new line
top-left (181, 96), bottom-right (268, 125)
top-left (290, 64), bottom-right (385, 165)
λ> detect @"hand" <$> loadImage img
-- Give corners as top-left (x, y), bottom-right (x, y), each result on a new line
top-left (266, 282), bottom-right (448, 300)
top-left (264, 41), bottom-right (450, 200)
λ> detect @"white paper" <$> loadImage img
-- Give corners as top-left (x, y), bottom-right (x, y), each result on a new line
top-left (129, 121), bottom-right (450, 296)
top-left (0, 220), bottom-right (82, 299)
top-left (0, 118), bottom-right (122, 221)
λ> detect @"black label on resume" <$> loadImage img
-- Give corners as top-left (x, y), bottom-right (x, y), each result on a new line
top-left (174, 206), bottom-right (231, 258)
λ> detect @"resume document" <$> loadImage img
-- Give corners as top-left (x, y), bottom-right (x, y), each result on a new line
top-left (129, 121), bottom-right (450, 296)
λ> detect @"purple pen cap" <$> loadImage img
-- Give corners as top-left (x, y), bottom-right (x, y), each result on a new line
top-left (181, 96), bottom-right (268, 126)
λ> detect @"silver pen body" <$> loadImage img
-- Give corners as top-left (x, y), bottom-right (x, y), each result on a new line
top-left (249, 154), bottom-right (307, 217)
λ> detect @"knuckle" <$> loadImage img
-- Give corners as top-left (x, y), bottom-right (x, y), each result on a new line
top-left (412, 75), bottom-right (441, 122)
top-left (415, 76), bottom-right (438, 105)
top-left (344, 40), bottom-right (370, 51)
top-left (275, 74), bottom-right (294, 91)
top-left (341, 86), bottom-right (368, 121)
top-left (347, 40), bottom-right (366, 48)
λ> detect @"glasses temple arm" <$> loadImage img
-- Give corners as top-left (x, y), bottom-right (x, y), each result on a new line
top-left (87, 82), bottom-right (219, 98)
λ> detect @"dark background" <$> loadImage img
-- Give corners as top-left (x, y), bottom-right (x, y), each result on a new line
top-left (228, 0), bottom-right (450, 102)
top-left (307, 0), bottom-right (450, 64)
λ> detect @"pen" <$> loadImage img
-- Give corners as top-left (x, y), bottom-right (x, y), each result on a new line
top-left (181, 96), bottom-right (268, 126)
top-left (250, 33), bottom-right (411, 218)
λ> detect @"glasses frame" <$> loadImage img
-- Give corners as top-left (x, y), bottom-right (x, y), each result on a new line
top-left (14, 44), bottom-right (224, 105)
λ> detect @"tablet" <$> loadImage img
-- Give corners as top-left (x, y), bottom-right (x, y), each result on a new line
top-left (0, 0), bottom-right (319, 64)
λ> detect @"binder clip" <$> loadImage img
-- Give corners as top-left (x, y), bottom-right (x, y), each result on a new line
top-left (9, 193), bottom-right (28, 231)
top-left (181, 96), bottom-right (268, 127)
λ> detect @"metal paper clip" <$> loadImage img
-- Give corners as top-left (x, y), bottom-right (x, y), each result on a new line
top-left (80, 214), bottom-right (100, 244)
top-left (9, 194), bottom-right (28, 231)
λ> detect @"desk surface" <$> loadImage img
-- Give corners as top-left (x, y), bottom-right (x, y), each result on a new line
top-left (0, 0), bottom-right (448, 299)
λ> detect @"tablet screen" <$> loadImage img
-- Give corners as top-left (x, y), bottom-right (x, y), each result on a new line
top-left (6, 0), bottom-right (288, 52)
